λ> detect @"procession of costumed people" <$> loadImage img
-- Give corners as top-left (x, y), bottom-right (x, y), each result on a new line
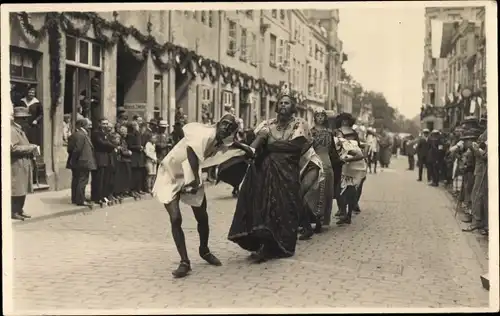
top-left (152, 83), bottom-right (370, 278)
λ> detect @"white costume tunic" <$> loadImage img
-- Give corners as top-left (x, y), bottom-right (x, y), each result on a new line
top-left (153, 122), bottom-right (246, 207)
top-left (335, 137), bottom-right (367, 193)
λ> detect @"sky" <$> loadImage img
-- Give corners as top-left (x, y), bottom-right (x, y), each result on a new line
top-left (338, 7), bottom-right (425, 119)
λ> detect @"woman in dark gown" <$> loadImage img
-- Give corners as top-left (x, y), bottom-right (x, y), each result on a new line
top-left (20, 86), bottom-right (43, 148)
top-left (227, 94), bottom-right (311, 263)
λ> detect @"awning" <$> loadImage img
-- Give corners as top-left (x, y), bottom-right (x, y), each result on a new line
top-left (431, 20), bottom-right (457, 58)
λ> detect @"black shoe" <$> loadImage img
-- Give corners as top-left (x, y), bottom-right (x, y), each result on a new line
top-left (417, 179), bottom-right (422, 182)
top-left (19, 212), bottom-right (32, 219)
top-left (172, 261), bottom-right (192, 278)
top-left (354, 207), bottom-right (361, 214)
top-left (314, 224), bottom-right (323, 234)
top-left (299, 229), bottom-right (314, 240)
top-left (12, 214), bottom-right (25, 221)
top-left (200, 250), bottom-right (222, 266)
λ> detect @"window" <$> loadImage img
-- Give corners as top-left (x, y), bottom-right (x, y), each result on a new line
top-left (324, 79), bottom-right (328, 98)
top-left (292, 58), bottom-right (296, 87)
top-left (228, 20), bottom-right (237, 52)
top-left (201, 11), bottom-right (206, 24)
top-left (184, 11), bottom-right (190, 18)
top-left (65, 36), bottom-right (102, 71)
top-left (270, 34), bottom-right (277, 64)
top-left (319, 50), bottom-right (323, 63)
top-left (198, 85), bottom-right (214, 122)
top-left (309, 40), bottom-right (313, 57)
top-left (314, 68), bottom-right (318, 94)
top-left (250, 33), bottom-right (257, 64)
top-left (280, 10), bottom-right (285, 21)
top-left (193, 11), bottom-right (197, 20)
top-left (272, 10), bottom-right (277, 18)
top-left (245, 10), bottom-right (253, 19)
top-left (285, 41), bottom-right (290, 64)
top-left (278, 39), bottom-right (284, 64)
top-left (154, 75), bottom-right (163, 119)
top-left (10, 48), bottom-right (38, 81)
top-left (240, 28), bottom-right (247, 60)
top-left (315, 44), bottom-right (319, 60)
top-left (319, 72), bottom-right (323, 94)
top-left (208, 11), bottom-right (214, 27)
top-left (222, 91), bottom-right (233, 114)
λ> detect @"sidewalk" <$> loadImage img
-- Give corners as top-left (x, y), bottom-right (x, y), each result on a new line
top-left (13, 172), bottom-right (216, 226)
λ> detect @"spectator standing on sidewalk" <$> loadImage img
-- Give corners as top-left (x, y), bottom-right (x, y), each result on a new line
top-left (91, 118), bottom-right (116, 206)
top-left (66, 118), bottom-right (96, 207)
top-left (416, 128), bottom-right (431, 182)
top-left (405, 135), bottom-right (416, 170)
top-left (10, 107), bottom-right (39, 221)
top-left (156, 120), bottom-right (173, 163)
top-left (144, 134), bottom-right (158, 193)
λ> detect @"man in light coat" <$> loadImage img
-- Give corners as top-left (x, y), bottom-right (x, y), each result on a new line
top-left (11, 107), bottom-right (39, 221)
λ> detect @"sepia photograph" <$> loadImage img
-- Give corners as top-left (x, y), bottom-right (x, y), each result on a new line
top-left (1, 1), bottom-right (498, 314)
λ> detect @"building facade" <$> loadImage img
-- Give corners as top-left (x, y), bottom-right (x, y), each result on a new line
top-left (421, 6), bottom-right (484, 131)
top-left (9, 9), bottom-right (347, 192)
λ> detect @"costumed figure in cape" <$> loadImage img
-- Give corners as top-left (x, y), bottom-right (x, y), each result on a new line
top-left (218, 89), bottom-right (321, 263)
top-left (152, 114), bottom-right (245, 278)
top-left (378, 128), bottom-right (393, 168)
top-left (308, 108), bottom-right (337, 229)
top-left (334, 113), bottom-right (367, 223)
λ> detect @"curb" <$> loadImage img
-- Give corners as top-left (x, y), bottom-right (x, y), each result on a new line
top-left (12, 195), bottom-right (154, 226)
top-left (12, 182), bottom-right (219, 226)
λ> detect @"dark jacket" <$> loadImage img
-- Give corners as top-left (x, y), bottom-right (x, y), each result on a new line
top-left (66, 129), bottom-right (97, 170)
top-left (91, 128), bottom-right (116, 167)
top-left (416, 137), bottom-right (430, 159)
top-left (117, 138), bottom-right (132, 162)
top-left (126, 130), bottom-right (145, 167)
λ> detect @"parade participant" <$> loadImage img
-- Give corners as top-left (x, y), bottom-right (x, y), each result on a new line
top-left (365, 127), bottom-right (379, 174)
top-left (11, 107), bottom-right (40, 221)
top-left (336, 119), bottom-right (366, 216)
top-left (378, 129), bottom-right (393, 168)
top-left (416, 128), bottom-right (431, 182)
top-left (153, 114), bottom-right (241, 278)
top-left (310, 109), bottom-right (336, 228)
top-left (334, 135), bottom-right (367, 225)
top-left (144, 134), bottom-right (158, 194)
top-left (227, 92), bottom-right (312, 262)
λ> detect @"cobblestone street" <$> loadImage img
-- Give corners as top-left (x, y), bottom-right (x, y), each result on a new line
top-left (11, 158), bottom-right (489, 311)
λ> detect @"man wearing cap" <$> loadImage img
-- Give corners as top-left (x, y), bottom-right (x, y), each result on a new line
top-left (155, 119), bottom-right (173, 163)
top-left (66, 118), bottom-right (96, 206)
top-left (427, 129), bottom-right (443, 186)
top-left (416, 128), bottom-right (431, 182)
top-left (153, 114), bottom-right (242, 278)
top-left (11, 107), bottom-right (40, 220)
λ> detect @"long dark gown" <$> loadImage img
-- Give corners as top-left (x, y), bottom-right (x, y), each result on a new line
top-left (227, 139), bottom-right (303, 257)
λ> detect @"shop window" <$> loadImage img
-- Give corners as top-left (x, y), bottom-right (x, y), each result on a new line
top-left (154, 75), bottom-right (163, 119)
top-left (197, 85), bottom-right (214, 123)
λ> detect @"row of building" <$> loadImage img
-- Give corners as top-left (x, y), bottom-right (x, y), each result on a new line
top-left (8, 9), bottom-right (353, 191)
top-left (421, 6), bottom-right (486, 131)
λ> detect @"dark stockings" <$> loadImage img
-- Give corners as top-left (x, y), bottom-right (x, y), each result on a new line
top-left (336, 186), bottom-right (357, 224)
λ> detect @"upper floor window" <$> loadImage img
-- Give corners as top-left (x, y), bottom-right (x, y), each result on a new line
top-left (201, 11), bottom-right (206, 24)
top-left (245, 10), bottom-right (253, 19)
top-left (272, 10), bottom-right (277, 18)
top-left (280, 10), bottom-right (285, 21)
top-left (309, 40), bottom-right (313, 57)
top-left (240, 28), bottom-right (248, 60)
top-left (66, 36), bottom-right (102, 71)
top-left (249, 33), bottom-right (257, 65)
top-left (270, 34), bottom-right (277, 64)
top-left (278, 39), bottom-right (284, 65)
top-left (10, 48), bottom-right (38, 81)
top-left (228, 20), bottom-right (237, 53)
top-left (208, 11), bottom-right (214, 27)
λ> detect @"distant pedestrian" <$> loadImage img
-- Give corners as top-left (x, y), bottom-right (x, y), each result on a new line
top-left (66, 118), bottom-right (96, 207)
top-left (11, 107), bottom-right (40, 221)
top-left (416, 128), bottom-right (431, 182)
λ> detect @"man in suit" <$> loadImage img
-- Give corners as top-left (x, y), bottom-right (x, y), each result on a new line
top-left (67, 118), bottom-right (96, 206)
top-left (416, 128), bottom-right (431, 182)
top-left (91, 118), bottom-right (116, 204)
top-left (11, 107), bottom-right (39, 221)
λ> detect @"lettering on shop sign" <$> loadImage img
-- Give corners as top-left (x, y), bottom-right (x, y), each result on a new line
top-left (124, 103), bottom-right (147, 110)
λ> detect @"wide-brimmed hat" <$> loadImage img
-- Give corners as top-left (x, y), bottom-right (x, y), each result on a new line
top-left (13, 106), bottom-right (30, 118)
top-left (431, 129), bottom-right (440, 134)
top-left (148, 119), bottom-right (157, 125)
top-left (422, 128), bottom-right (430, 133)
top-left (335, 112), bottom-right (356, 128)
top-left (158, 120), bottom-right (169, 128)
top-left (460, 129), bottom-right (482, 140)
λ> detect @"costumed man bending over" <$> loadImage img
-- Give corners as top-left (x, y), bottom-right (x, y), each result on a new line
top-left (153, 114), bottom-right (241, 278)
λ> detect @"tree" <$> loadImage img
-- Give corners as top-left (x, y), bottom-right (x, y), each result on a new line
top-left (344, 70), bottom-right (419, 135)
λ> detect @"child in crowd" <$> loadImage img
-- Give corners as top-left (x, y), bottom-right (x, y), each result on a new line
top-left (144, 134), bottom-right (158, 194)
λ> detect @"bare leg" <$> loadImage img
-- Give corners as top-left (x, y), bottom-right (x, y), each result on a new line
top-left (164, 199), bottom-right (192, 277)
top-left (191, 196), bottom-right (222, 266)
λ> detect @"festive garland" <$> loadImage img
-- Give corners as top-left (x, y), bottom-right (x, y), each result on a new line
top-left (47, 13), bottom-right (62, 118)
